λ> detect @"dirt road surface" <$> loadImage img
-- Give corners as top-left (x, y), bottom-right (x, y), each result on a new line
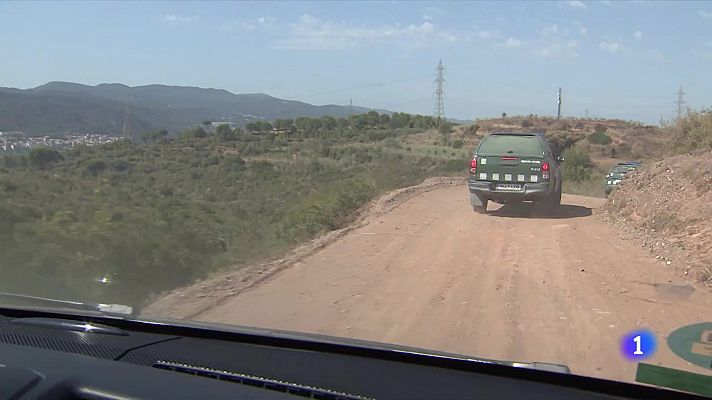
top-left (155, 180), bottom-right (712, 383)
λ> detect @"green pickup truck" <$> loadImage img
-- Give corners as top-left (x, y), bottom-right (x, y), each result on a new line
top-left (468, 132), bottom-right (563, 214)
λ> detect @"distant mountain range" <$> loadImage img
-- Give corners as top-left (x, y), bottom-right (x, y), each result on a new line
top-left (0, 82), bottom-right (381, 135)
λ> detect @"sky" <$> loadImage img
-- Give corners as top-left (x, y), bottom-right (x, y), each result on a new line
top-left (2, 1), bottom-right (712, 124)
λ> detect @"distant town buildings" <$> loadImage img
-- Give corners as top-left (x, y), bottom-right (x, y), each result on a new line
top-left (210, 121), bottom-right (237, 129)
top-left (0, 131), bottom-right (122, 153)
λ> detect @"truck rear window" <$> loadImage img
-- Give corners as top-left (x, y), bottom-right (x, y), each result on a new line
top-left (477, 135), bottom-right (543, 157)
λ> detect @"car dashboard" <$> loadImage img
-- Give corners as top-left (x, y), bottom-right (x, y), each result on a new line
top-left (0, 308), bottom-right (705, 400)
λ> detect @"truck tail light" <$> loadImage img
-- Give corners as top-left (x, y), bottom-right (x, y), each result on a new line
top-left (542, 161), bottom-right (550, 180)
top-left (470, 158), bottom-right (477, 174)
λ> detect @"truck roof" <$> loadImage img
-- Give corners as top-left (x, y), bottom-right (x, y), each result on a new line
top-left (490, 131), bottom-right (546, 137)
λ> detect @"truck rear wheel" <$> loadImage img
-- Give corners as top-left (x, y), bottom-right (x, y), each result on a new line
top-left (543, 184), bottom-right (562, 212)
top-left (472, 199), bottom-right (488, 214)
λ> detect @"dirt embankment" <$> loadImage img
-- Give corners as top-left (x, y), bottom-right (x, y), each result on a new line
top-left (599, 151), bottom-right (712, 286)
top-left (142, 177), bottom-right (464, 319)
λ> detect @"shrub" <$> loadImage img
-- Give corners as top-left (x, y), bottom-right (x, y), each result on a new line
top-left (594, 123), bottom-right (608, 134)
top-left (452, 140), bottom-right (464, 149)
top-left (85, 159), bottom-right (108, 177)
top-left (545, 130), bottom-right (584, 155)
top-left (669, 110), bottom-right (712, 153)
top-left (521, 120), bottom-right (534, 128)
top-left (28, 148), bottom-right (63, 169)
top-left (438, 122), bottom-right (453, 134)
top-left (588, 131), bottom-right (613, 145)
top-left (562, 147), bottom-right (592, 182)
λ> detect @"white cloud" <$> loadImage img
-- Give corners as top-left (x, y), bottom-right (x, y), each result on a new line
top-left (541, 24), bottom-right (560, 37)
top-left (599, 41), bottom-right (625, 53)
top-left (601, 0), bottom-right (612, 5)
top-left (224, 21), bottom-right (255, 30)
top-left (223, 16), bottom-right (277, 32)
top-left (633, 30), bottom-right (643, 40)
top-left (476, 29), bottom-right (500, 39)
top-left (278, 15), bottom-right (459, 50)
top-left (504, 37), bottom-right (522, 48)
top-left (649, 49), bottom-right (666, 61)
top-left (699, 10), bottom-right (712, 18)
top-left (422, 6), bottom-right (445, 21)
top-left (566, 39), bottom-right (580, 48)
top-left (579, 26), bottom-right (587, 35)
top-left (568, 1), bottom-right (587, 9)
top-left (535, 43), bottom-right (563, 57)
top-left (162, 14), bottom-right (197, 23)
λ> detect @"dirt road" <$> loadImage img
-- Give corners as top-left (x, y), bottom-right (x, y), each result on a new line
top-left (155, 181), bottom-right (712, 383)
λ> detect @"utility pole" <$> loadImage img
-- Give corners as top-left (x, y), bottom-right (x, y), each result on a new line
top-left (675, 85), bottom-right (686, 119)
top-left (122, 94), bottom-right (131, 141)
top-left (557, 87), bottom-right (562, 119)
top-left (349, 98), bottom-right (353, 115)
top-left (434, 59), bottom-right (445, 126)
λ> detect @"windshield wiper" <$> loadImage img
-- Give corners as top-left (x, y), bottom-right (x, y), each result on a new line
top-left (0, 292), bottom-right (133, 316)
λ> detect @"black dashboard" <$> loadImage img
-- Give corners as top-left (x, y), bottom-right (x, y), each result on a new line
top-left (0, 308), bottom-right (705, 400)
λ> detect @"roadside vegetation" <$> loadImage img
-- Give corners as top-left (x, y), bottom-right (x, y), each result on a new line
top-left (0, 112), bottom-right (467, 308)
top-left (667, 109), bottom-right (712, 154)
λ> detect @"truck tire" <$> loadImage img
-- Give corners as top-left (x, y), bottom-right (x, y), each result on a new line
top-left (470, 194), bottom-right (488, 214)
top-left (472, 199), bottom-right (488, 214)
top-left (543, 183), bottom-right (562, 211)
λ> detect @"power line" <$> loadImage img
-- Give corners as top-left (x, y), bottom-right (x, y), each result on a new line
top-left (434, 59), bottom-right (445, 124)
top-left (675, 85), bottom-right (686, 119)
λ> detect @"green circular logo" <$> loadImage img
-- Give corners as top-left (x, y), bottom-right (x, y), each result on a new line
top-left (667, 322), bottom-right (712, 371)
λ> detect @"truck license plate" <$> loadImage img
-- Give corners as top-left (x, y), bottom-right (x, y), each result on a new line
top-left (495, 183), bottom-right (522, 191)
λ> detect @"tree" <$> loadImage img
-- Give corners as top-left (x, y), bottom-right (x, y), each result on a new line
top-left (215, 124), bottom-right (235, 140)
top-left (294, 117), bottom-right (309, 132)
top-left (305, 119), bottom-right (322, 135)
top-left (438, 122), bottom-right (453, 135)
top-left (275, 119), bottom-right (294, 130)
top-left (85, 159), bottom-right (108, 177)
top-left (501, 112), bottom-right (507, 118)
top-left (349, 114), bottom-right (368, 129)
top-left (379, 114), bottom-right (391, 128)
top-left (320, 116), bottom-right (336, 131)
top-left (245, 122), bottom-right (259, 133)
top-left (28, 147), bottom-right (63, 169)
top-left (258, 121), bottom-right (273, 132)
top-left (192, 127), bottom-right (207, 138)
top-left (336, 118), bottom-right (348, 129)
top-left (391, 112), bottom-right (411, 129)
top-left (202, 121), bottom-right (212, 128)
top-left (365, 111), bottom-right (380, 127)
top-left (141, 129), bottom-right (169, 144)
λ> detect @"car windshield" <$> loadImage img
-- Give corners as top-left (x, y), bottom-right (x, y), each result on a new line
top-left (2, 0), bottom-right (711, 395)
top-left (477, 135), bottom-right (544, 157)
top-left (609, 166), bottom-right (636, 177)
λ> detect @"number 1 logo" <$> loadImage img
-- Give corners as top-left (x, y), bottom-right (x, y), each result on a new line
top-left (621, 330), bottom-right (656, 361)
top-left (633, 335), bottom-right (643, 355)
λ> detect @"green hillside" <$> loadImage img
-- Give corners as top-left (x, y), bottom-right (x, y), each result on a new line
top-left (0, 112), bottom-right (466, 309)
